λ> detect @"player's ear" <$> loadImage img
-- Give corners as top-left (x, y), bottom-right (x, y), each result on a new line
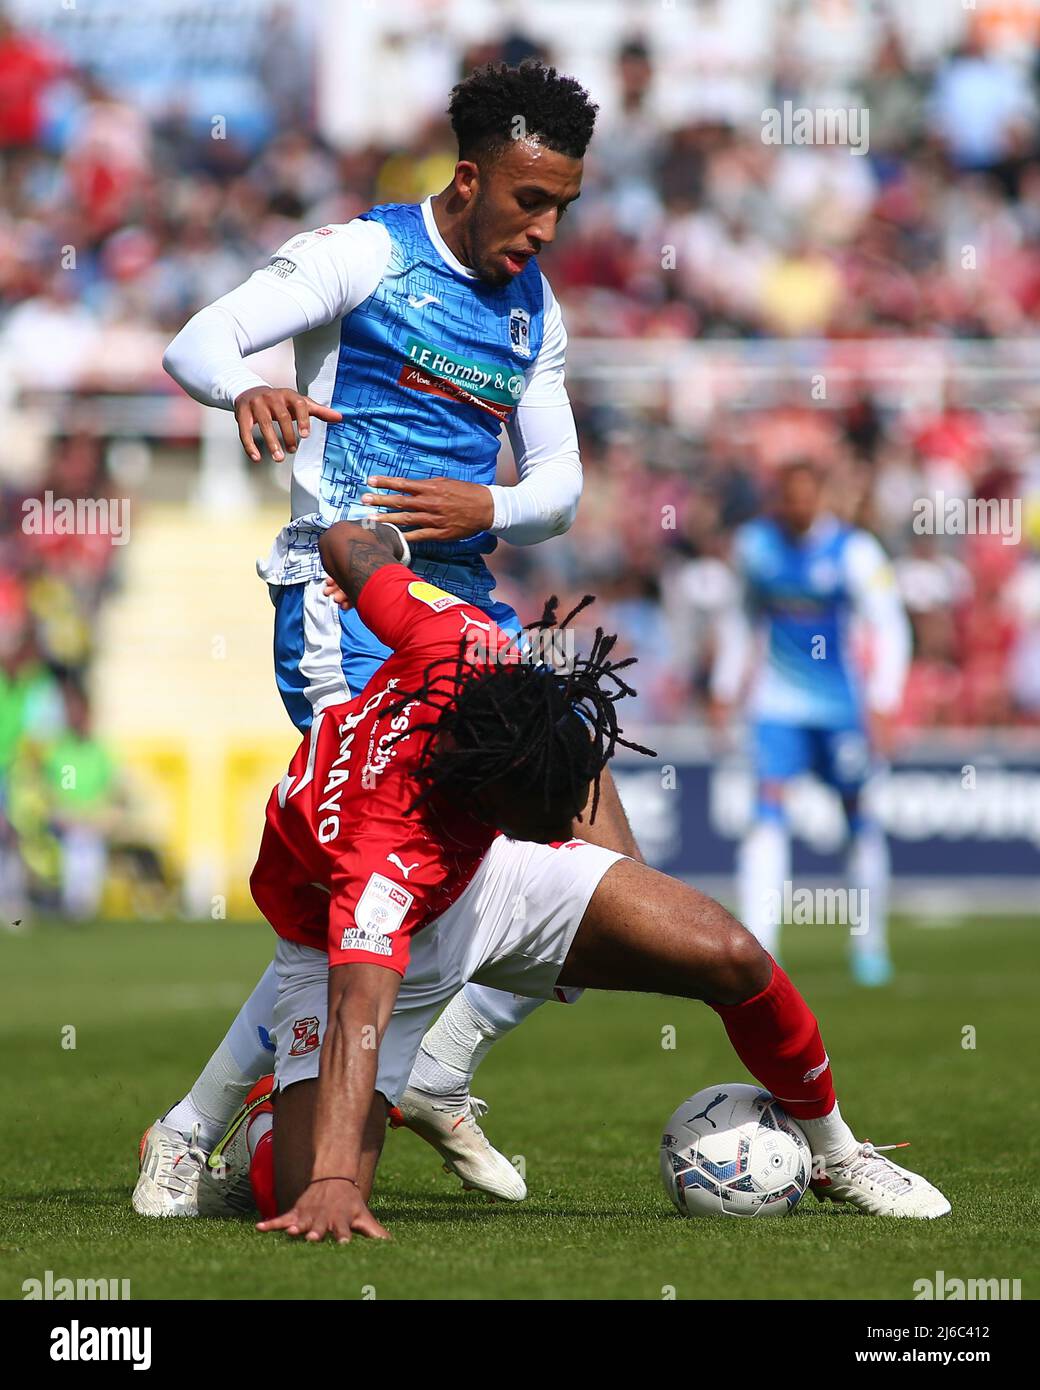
top-left (453, 160), bottom-right (479, 205)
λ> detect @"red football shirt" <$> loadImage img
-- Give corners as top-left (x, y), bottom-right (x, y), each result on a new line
top-left (249, 564), bottom-right (506, 975)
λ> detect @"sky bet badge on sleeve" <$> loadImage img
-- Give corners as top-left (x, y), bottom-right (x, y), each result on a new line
top-left (340, 873), bottom-right (414, 956)
top-left (408, 580), bottom-right (463, 612)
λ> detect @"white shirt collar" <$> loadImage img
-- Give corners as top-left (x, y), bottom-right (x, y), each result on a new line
top-left (421, 195), bottom-right (477, 279)
top-left (811, 512), bottom-right (841, 541)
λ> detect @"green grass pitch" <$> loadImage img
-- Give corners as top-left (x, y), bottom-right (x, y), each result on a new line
top-left (1, 915), bottom-right (1037, 1301)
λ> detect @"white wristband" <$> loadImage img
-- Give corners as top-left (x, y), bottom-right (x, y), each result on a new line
top-left (378, 522), bottom-right (411, 567)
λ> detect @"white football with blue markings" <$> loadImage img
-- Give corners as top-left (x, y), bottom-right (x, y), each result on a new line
top-left (660, 1083), bottom-right (812, 1218)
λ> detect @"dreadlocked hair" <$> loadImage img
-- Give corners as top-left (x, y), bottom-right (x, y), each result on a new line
top-left (382, 595), bottom-right (655, 824)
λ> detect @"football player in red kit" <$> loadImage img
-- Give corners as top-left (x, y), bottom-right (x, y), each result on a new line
top-left (243, 518), bottom-right (950, 1241)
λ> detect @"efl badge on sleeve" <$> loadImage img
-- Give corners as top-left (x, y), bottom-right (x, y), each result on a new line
top-left (355, 873), bottom-right (413, 936)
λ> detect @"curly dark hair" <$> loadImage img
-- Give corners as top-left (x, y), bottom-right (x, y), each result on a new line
top-left (383, 596), bottom-right (654, 825)
top-left (447, 59), bottom-right (598, 163)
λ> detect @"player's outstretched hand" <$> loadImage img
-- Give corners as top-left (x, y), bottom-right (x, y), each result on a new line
top-left (257, 1178), bottom-right (390, 1244)
top-left (234, 386), bottom-right (343, 463)
top-left (361, 475), bottom-right (494, 543)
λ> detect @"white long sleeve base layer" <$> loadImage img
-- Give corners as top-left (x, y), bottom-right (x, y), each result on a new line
top-left (162, 199), bottom-right (582, 557)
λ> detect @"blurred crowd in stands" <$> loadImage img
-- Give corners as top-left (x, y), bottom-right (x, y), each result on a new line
top-left (3, 0), bottom-right (1040, 912)
top-left (0, 429), bottom-right (126, 919)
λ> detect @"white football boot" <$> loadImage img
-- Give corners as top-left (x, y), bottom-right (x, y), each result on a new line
top-left (133, 1121), bottom-right (206, 1217)
top-left (392, 1089), bottom-right (527, 1202)
top-left (812, 1142), bottom-right (951, 1218)
top-left (197, 1076), bottom-right (274, 1217)
top-left (196, 1125), bottom-right (256, 1218)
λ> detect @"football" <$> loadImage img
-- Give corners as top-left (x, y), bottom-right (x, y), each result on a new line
top-left (660, 1083), bottom-right (813, 1218)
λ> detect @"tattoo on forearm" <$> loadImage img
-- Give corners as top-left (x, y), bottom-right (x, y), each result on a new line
top-left (373, 523), bottom-right (404, 560)
top-left (343, 533), bottom-right (395, 603)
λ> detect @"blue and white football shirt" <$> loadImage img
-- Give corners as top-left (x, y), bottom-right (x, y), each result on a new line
top-left (714, 513), bottom-right (911, 728)
top-left (216, 199), bottom-right (574, 605)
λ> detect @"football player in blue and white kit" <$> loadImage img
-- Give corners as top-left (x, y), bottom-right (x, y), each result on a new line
top-left (135, 63), bottom-right (643, 1217)
top-left (710, 460), bottom-right (911, 987)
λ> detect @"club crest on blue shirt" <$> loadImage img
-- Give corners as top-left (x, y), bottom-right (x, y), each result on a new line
top-left (509, 306), bottom-right (531, 357)
top-left (808, 558), bottom-right (840, 592)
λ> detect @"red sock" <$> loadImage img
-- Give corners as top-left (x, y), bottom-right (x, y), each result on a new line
top-left (711, 960), bottom-right (835, 1119)
top-left (249, 1128), bottom-right (277, 1220)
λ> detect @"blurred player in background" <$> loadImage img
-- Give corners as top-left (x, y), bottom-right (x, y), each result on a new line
top-left (140, 60), bottom-right (644, 1217)
top-left (41, 676), bottom-right (119, 920)
top-left (710, 460), bottom-right (911, 986)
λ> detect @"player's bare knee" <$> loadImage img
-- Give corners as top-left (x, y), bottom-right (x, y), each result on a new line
top-left (708, 924), bottom-right (771, 1006)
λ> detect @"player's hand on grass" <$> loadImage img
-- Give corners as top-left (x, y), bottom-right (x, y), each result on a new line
top-left (234, 386), bottom-right (342, 463)
top-left (361, 475), bottom-right (494, 542)
top-left (256, 1178), bottom-right (390, 1244)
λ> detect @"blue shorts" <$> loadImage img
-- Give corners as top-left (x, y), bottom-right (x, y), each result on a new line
top-left (753, 719), bottom-right (872, 797)
top-left (271, 576), bottom-right (522, 733)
